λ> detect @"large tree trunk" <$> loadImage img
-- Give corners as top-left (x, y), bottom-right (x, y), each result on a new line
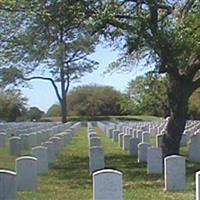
top-left (60, 69), bottom-right (67, 123)
top-left (61, 97), bottom-right (67, 123)
top-left (162, 75), bottom-right (192, 157)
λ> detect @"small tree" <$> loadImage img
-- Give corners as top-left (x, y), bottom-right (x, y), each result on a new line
top-left (0, 1), bottom-right (98, 123)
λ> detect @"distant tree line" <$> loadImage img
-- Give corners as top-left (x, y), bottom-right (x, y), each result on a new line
top-left (46, 81), bottom-right (200, 120)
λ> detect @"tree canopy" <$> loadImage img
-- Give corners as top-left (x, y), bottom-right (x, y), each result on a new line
top-left (123, 73), bottom-right (169, 117)
top-left (67, 85), bottom-right (122, 116)
top-left (0, 0), bottom-right (99, 123)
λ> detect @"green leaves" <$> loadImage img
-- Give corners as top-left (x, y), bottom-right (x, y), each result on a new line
top-left (0, 67), bottom-right (24, 87)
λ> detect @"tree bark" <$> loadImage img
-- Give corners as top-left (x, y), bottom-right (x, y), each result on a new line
top-left (61, 97), bottom-right (67, 123)
top-left (162, 74), bottom-right (192, 157)
top-left (60, 66), bottom-right (67, 123)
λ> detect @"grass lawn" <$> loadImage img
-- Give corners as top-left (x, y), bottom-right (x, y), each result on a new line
top-left (0, 126), bottom-right (199, 199)
top-left (42, 115), bottom-right (161, 122)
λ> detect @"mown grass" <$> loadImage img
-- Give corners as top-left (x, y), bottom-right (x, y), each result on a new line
top-left (0, 126), bottom-right (199, 200)
top-left (42, 115), bottom-right (161, 122)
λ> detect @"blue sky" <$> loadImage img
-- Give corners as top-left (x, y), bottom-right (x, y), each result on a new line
top-left (21, 44), bottom-right (148, 112)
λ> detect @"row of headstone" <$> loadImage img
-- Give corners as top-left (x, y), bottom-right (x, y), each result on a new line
top-left (97, 122), bottom-right (163, 174)
top-left (0, 122), bottom-right (73, 150)
top-left (97, 121), bottom-right (189, 192)
top-left (6, 122), bottom-right (73, 157)
top-left (90, 122), bottom-right (124, 200)
top-left (0, 122), bottom-right (81, 200)
top-left (88, 123), bottom-right (105, 174)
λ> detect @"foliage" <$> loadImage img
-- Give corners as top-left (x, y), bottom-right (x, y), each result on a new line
top-left (0, 0), bottom-right (99, 123)
top-left (124, 73), bottom-right (170, 117)
top-left (189, 89), bottom-right (200, 119)
top-left (46, 104), bottom-right (61, 117)
top-left (124, 73), bottom-right (200, 119)
top-left (67, 85), bottom-right (122, 116)
top-left (0, 89), bottom-right (27, 121)
top-left (25, 106), bottom-right (44, 121)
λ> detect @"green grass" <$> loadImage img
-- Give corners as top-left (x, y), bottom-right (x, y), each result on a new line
top-left (0, 126), bottom-right (199, 200)
top-left (42, 115), bottom-right (161, 122)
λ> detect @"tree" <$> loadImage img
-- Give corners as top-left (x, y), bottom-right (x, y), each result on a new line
top-left (91, 1), bottom-right (200, 156)
top-left (0, 89), bottom-right (27, 121)
top-left (125, 73), bottom-right (169, 117)
top-left (67, 85), bottom-right (122, 116)
top-left (25, 106), bottom-right (44, 121)
top-left (0, 0), bottom-right (98, 123)
top-left (46, 104), bottom-right (61, 117)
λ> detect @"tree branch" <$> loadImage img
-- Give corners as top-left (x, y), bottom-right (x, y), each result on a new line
top-left (186, 62), bottom-right (200, 79)
top-left (23, 76), bottom-right (62, 103)
top-left (180, 0), bottom-right (196, 18)
top-left (65, 72), bottom-right (70, 94)
top-left (192, 77), bottom-right (200, 92)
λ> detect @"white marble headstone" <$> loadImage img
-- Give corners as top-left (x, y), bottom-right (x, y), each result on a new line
top-left (93, 169), bottom-right (123, 200)
top-left (0, 170), bottom-right (17, 200)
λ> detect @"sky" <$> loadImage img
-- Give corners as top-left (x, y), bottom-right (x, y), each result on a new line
top-left (21, 44), bottom-right (148, 112)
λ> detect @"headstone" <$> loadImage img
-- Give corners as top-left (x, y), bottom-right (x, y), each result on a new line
top-left (122, 134), bottom-right (131, 151)
top-left (112, 130), bottom-right (120, 142)
top-left (138, 143), bottom-right (150, 163)
top-left (189, 134), bottom-right (200, 163)
top-left (0, 170), bottom-right (17, 200)
top-left (89, 133), bottom-right (98, 139)
top-left (42, 141), bottom-right (55, 165)
top-left (137, 131), bottom-right (143, 142)
top-left (90, 137), bottom-right (101, 147)
top-left (29, 133), bottom-right (37, 147)
top-left (129, 138), bottom-right (140, 157)
top-left (118, 133), bottom-right (124, 148)
top-left (147, 147), bottom-right (163, 174)
top-left (89, 146), bottom-right (105, 173)
top-left (9, 136), bottom-right (21, 156)
top-left (164, 155), bottom-right (186, 191)
top-left (142, 132), bottom-right (150, 143)
top-left (19, 134), bottom-right (30, 150)
top-left (49, 137), bottom-right (62, 155)
top-left (0, 132), bottom-right (6, 148)
top-left (196, 171), bottom-right (200, 200)
top-left (180, 133), bottom-right (189, 146)
top-left (32, 146), bottom-right (48, 174)
top-left (93, 169), bottom-right (123, 200)
top-left (16, 156), bottom-right (38, 191)
top-left (156, 134), bottom-right (163, 148)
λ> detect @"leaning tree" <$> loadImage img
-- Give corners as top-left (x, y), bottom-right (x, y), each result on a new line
top-left (0, 0), bottom-right (98, 123)
top-left (91, 0), bottom-right (200, 156)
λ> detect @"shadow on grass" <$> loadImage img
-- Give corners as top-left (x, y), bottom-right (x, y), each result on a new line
top-left (104, 154), bottom-right (162, 183)
top-left (51, 154), bottom-right (91, 188)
